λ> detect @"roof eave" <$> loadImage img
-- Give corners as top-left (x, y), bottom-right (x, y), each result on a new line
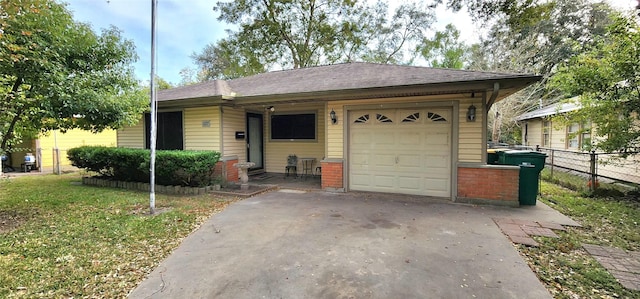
top-left (229, 76), bottom-right (541, 105)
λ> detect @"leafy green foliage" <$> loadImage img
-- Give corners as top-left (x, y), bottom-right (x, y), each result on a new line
top-left (552, 15), bottom-right (640, 156)
top-left (417, 24), bottom-right (469, 69)
top-left (0, 0), bottom-right (147, 153)
top-left (194, 0), bottom-right (435, 80)
top-left (67, 146), bottom-right (221, 187)
top-left (0, 174), bottom-right (237, 298)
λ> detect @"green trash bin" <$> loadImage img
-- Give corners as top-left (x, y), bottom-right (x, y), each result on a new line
top-left (497, 151), bottom-right (547, 205)
top-left (487, 148), bottom-right (510, 165)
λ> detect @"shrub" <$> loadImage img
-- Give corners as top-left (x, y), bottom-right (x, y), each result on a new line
top-left (68, 146), bottom-right (221, 187)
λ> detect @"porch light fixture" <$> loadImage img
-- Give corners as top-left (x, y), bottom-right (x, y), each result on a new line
top-left (330, 109), bottom-right (337, 124)
top-left (467, 104), bottom-right (476, 122)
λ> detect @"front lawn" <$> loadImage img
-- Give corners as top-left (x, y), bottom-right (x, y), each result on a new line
top-left (519, 181), bottom-right (640, 299)
top-left (0, 174), bottom-right (238, 298)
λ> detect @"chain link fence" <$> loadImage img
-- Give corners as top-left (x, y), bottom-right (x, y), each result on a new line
top-left (539, 147), bottom-right (640, 192)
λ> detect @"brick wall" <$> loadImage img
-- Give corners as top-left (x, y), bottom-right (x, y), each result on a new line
top-left (457, 165), bottom-right (519, 205)
top-left (321, 160), bottom-right (343, 191)
top-left (214, 157), bottom-right (239, 183)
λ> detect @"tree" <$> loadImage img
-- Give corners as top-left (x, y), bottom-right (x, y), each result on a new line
top-left (193, 0), bottom-right (434, 80)
top-left (417, 24), bottom-right (469, 69)
top-left (463, 0), bottom-right (618, 144)
top-left (552, 15), bottom-right (640, 155)
top-left (0, 0), bottom-right (147, 153)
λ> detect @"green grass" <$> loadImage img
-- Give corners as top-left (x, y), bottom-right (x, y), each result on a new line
top-left (541, 168), bottom-right (637, 197)
top-left (518, 181), bottom-right (640, 299)
top-left (0, 174), bottom-right (238, 298)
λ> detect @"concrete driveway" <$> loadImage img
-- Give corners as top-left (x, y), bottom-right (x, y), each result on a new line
top-left (129, 190), bottom-right (579, 298)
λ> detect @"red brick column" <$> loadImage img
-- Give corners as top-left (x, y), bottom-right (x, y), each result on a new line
top-left (214, 156), bottom-right (239, 183)
top-left (457, 164), bottom-right (520, 206)
top-left (321, 159), bottom-right (344, 192)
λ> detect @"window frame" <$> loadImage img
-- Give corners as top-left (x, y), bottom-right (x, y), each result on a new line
top-left (145, 110), bottom-right (184, 150)
top-left (542, 120), bottom-right (551, 147)
top-left (269, 111), bottom-right (317, 142)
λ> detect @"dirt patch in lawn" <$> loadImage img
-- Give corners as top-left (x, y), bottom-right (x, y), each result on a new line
top-left (0, 210), bottom-right (30, 234)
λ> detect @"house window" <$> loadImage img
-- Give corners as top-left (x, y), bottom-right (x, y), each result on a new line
top-left (376, 113), bottom-right (393, 123)
top-left (542, 120), bottom-right (550, 147)
top-left (567, 123), bottom-right (580, 149)
top-left (271, 113), bottom-right (316, 140)
top-left (427, 112), bottom-right (447, 122)
top-left (145, 111), bottom-right (184, 150)
top-left (566, 122), bottom-right (592, 150)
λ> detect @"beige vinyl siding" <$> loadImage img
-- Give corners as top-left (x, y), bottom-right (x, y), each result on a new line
top-left (550, 121), bottom-right (565, 149)
top-left (327, 102), bottom-right (344, 158)
top-left (184, 106), bottom-right (221, 151)
top-left (525, 120), bottom-right (542, 147)
top-left (222, 106), bottom-right (246, 161)
top-left (264, 103), bottom-right (326, 173)
top-left (117, 118), bottom-right (144, 149)
top-left (458, 98), bottom-right (483, 162)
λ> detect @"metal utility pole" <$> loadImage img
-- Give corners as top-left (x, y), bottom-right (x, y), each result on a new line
top-left (149, 0), bottom-right (158, 215)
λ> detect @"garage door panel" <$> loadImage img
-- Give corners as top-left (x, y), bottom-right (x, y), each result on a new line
top-left (350, 174), bottom-right (371, 187)
top-left (425, 157), bottom-right (449, 168)
top-left (349, 108), bottom-right (451, 197)
top-left (425, 178), bottom-right (449, 191)
top-left (398, 177), bottom-right (421, 190)
top-left (426, 133), bottom-right (450, 145)
top-left (373, 154), bottom-right (396, 167)
top-left (351, 131), bottom-right (372, 144)
top-left (373, 175), bottom-right (395, 187)
top-left (397, 131), bottom-right (422, 145)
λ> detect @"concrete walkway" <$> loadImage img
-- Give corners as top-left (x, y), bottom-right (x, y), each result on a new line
top-left (129, 190), bottom-right (579, 298)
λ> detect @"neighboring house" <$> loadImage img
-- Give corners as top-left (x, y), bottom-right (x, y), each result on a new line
top-left (7, 129), bottom-right (116, 172)
top-left (516, 101), bottom-right (585, 150)
top-left (517, 101), bottom-right (640, 184)
top-left (118, 62), bottom-right (541, 205)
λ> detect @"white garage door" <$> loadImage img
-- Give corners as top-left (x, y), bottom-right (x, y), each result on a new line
top-left (349, 108), bottom-right (451, 197)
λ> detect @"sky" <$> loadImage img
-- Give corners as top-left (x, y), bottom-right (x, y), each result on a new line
top-left (63, 0), bottom-right (639, 85)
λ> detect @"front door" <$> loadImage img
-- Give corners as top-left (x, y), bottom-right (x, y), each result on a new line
top-left (246, 113), bottom-right (264, 170)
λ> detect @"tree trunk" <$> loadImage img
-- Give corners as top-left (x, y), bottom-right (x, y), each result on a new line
top-left (0, 77), bottom-right (24, 152)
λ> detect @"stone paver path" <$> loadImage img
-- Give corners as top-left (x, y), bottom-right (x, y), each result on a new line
top-left (493, 218), bottom-right (567, 247)
top-left (494, 219), bottom-right (640, 291)
top-left (583, 244), bottom-right (640, 291)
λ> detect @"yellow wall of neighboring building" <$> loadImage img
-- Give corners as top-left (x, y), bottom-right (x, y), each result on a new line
top-left (9, 129), bottom-right (116, 170)
top-left (524, 120), bottom-right (543, 147)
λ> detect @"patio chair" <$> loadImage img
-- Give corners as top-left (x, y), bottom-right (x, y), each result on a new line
top-left (285, 154), bottom-right (298, 178)
top-left (315, 156), bottom-right (324, 177)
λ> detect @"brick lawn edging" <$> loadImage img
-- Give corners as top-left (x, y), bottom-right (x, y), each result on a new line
top-left (82, 177), bottom-right (212, 195)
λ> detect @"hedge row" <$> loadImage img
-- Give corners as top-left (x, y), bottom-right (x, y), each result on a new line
top-left (67, 146), bottom-right (221, 187)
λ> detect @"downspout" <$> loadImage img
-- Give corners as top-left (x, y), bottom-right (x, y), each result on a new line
top-left (482, 83), bottom-right (500, 164)
top-left (220, 106), bottom-right (226, 180)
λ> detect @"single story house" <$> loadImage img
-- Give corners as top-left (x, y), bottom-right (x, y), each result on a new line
top-left (6, 129), bottom-right (116, 172)
top-left (118, 62), bottom-right (541, 205)
top-left (517, 101), bottom-right (640, 184)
